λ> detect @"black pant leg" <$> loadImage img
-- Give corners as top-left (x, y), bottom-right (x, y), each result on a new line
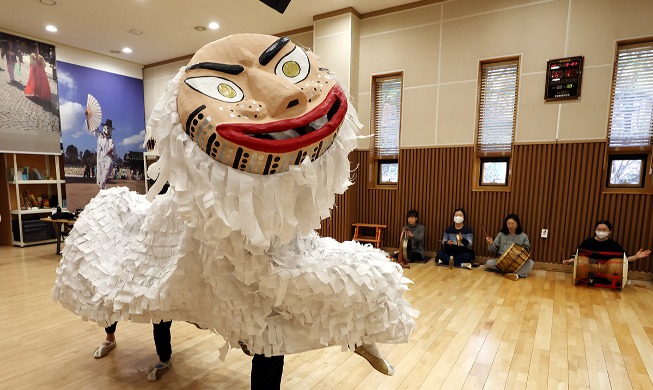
top-left (251, 354), bottom-right (284, 390)
top-left (152, 320), bottom-right (172, 362)
top-left (105, 322), bottom-right (117, 334)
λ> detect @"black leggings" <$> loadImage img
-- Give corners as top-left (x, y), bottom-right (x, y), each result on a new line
top-left (104, 321), bottom-right (172, 362)
top-left (251, 354), bottom-right (284, 390)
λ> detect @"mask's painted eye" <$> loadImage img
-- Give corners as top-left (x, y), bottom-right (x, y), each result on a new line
top-left (275, 46), bottom-right (310, 83)
top-left (184, 76), bottom-right (244, 103)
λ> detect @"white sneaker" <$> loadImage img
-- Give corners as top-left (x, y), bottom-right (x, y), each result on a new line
top-left (147, 360), bottom-right (171, 382)
top-left (354, 344), bottom-right (395, 376)
top-left (93, 341), bottom-right (116, 358)
top-left (461, 263), bottom-right (472, 270)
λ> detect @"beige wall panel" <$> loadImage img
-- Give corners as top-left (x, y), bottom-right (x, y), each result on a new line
top-left (287, 31), bottom-right (314, 50)
top-left (350, 14), bottom-right (361, 103)
top-left (314, 34), bottom-right (352, 93)
top-left (567, 0), bottom-right (653, 65)
top-left (355, 92), bottom-right (372, 150)
top-left (515, 73), bottom-right (558, 142)
top-left (143, 60), bottom-right (186, 119)
top-left (436, 81), bottom-right (476, 146)
top-left (314, 14), bottom-right (351, 38)
top-left (443, 0), bottom-right (560, 20)
top-left (401, 86), bottom-right (439, 147)
top-left (359, 24), bottom-right (439, 93)
top-left (440, 0), bottom-right (567, 82)
top-left (557, 65), bottom-right (612, 141)
top-left (360, 4), bottom-right (441, 36)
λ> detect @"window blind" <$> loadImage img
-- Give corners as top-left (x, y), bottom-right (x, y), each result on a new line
top-left (372, 75), bottom-right (402, 158)
top-left (608, 42), bottom-right (653, 149)
top-left (477, 61), bottom-right (519, 156)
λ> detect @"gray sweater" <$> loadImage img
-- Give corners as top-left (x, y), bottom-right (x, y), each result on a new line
top-left (404, 223), bottom-right (425, 256)
top-left (488, 232), bottom-right (530, 256)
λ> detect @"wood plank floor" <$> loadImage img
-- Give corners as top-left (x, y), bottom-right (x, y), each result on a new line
top-left (2, 244), bottom-right (653, 389)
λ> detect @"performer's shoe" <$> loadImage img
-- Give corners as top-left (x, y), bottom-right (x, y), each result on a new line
top-left (238, 340), bottom-right (252, 356)
top-left (93, 341), bottom-right (116, 358)
top-left (354, 344), bottom-right (395, 376)
top-left (504, 273), bottom-right (520, 281)
top-left (461, 263), bottom-right (472, 270)
top-left (147, 360), bottom-right (171, 382)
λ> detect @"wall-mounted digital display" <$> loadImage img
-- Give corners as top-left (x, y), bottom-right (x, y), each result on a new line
top-left (545, 56), bottom-right (584, 101)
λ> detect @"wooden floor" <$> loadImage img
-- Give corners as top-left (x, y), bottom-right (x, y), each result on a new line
top-left (2, 245), bottom-right (653, 390)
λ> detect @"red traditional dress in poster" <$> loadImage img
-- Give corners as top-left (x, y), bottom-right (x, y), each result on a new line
top-left (24, 46), bottom-right (52, 101)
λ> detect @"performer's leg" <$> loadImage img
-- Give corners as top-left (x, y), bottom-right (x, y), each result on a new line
top-left (484, 259), bottom-right (501, 273)
top-left (515, 259), bottom-right (534, 278)
top-left (251, 354), bottom-right (284, 390)
top-left (152, 321), bottom-right (172, 362)
top-left (94, 322), bottom-right (117, 358)
top-left (148, 320), bottom-right (172, 382)
top-left (435, 250), bottom-right (448, 265)
top-left (455, 252), bottom-right (474, 268)
top-left (410, 252), bottom-right (424, 262)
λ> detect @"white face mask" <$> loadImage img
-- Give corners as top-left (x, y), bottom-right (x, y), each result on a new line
top-left (453, 216), bottom-right (464, 224)
top-left (595, 230), bottom-right (609, 239)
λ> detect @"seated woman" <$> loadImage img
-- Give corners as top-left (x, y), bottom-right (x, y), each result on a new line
top-left (435, 208), bottom-right (475, 269)
top-left (393, 209), bottom-right (425, 263)
top-left (563, 220), bottom-right (650, 265)
top-left (484, 213), bottom-right (533, 280)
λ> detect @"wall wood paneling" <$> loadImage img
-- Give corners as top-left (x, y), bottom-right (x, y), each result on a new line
top-left (319, 143), bottom-right (653, 273)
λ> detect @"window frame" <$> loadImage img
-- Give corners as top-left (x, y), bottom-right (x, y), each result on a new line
top-left (369, 72), bottom-right (403, 189)
top-left (472, 57), bottom-right (520, 192)
top-left (603, 39), bottom-right (653, 194)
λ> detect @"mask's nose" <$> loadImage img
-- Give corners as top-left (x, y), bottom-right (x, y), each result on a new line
top-left (248, 70), bottom-right (307, 118)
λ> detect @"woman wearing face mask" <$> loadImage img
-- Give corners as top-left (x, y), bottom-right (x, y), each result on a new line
top-left (484, 213), bottom-right (533, 280)
top-left (562, 220), bottom-right (650, 265)
top-left (436, 208), bottom-right (475, 269)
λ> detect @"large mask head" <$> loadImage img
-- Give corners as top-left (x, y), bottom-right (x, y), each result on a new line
top-left (177, 34), bottom-right (347, 175)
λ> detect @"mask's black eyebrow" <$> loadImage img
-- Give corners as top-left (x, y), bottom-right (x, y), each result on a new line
top-left (259, 36), bottom-right (290, 66)
top-left (186, 62), bottom-right (244, 75)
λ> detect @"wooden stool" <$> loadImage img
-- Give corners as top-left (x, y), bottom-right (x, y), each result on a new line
top-left (352, 223), bottom-right (386, 248)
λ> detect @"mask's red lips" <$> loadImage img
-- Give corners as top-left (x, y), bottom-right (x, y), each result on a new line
top-left (216, 85), bottom-right (347, 153)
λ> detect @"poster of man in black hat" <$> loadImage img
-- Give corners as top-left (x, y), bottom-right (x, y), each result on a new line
top-left (92, 118), bottom-right (117, 189)
top-left (58, 61), bottom-right (146, 212)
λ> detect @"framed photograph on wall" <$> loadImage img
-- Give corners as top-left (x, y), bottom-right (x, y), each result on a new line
top-left (0, 31), bottom-right (61, 154)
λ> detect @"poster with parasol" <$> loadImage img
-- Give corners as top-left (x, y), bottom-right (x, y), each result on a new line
top-left (85, 94), bottom-right (102, 132)
top-left (57, 61), bottom-right (146, 212)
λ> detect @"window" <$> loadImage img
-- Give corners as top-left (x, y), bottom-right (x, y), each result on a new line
top-left (607, 154), bottom-right (646, 187)
top-left (480, 157), bottom-right (510, 185)
top-left (370, 73), bottom-right (402, 187)
top-left (605, 41), bottom-right (653, 192)
top-left (473, 58), bottom-right (519, 190)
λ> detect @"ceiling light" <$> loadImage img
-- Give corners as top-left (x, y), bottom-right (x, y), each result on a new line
top-left (208, 22), bottom-right (219, 30)
top-left (40, 0), bottom-right (56, 5)
top-left (122, 47), bottom-right (133, 54)
top-left (194, 26), bottom-right (207, 31)
top-left (129, 28), bottom-right (143, 35)
top-left (45, 25), bottom-right (58, 32)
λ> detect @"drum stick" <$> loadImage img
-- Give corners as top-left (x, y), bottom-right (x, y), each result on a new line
top-left (481, 224), bottom-right (489, 238)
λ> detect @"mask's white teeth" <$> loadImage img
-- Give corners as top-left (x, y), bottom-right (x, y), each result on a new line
top-left (248, 113), bottom-right (329, 140)
top-left (270, 129), bottom-right (300, 140)
top-left (310, 114), bottom-right (328, 130)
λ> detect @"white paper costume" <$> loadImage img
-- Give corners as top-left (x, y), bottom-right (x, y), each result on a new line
top-left (53, 34), bottom-right (417, 361)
